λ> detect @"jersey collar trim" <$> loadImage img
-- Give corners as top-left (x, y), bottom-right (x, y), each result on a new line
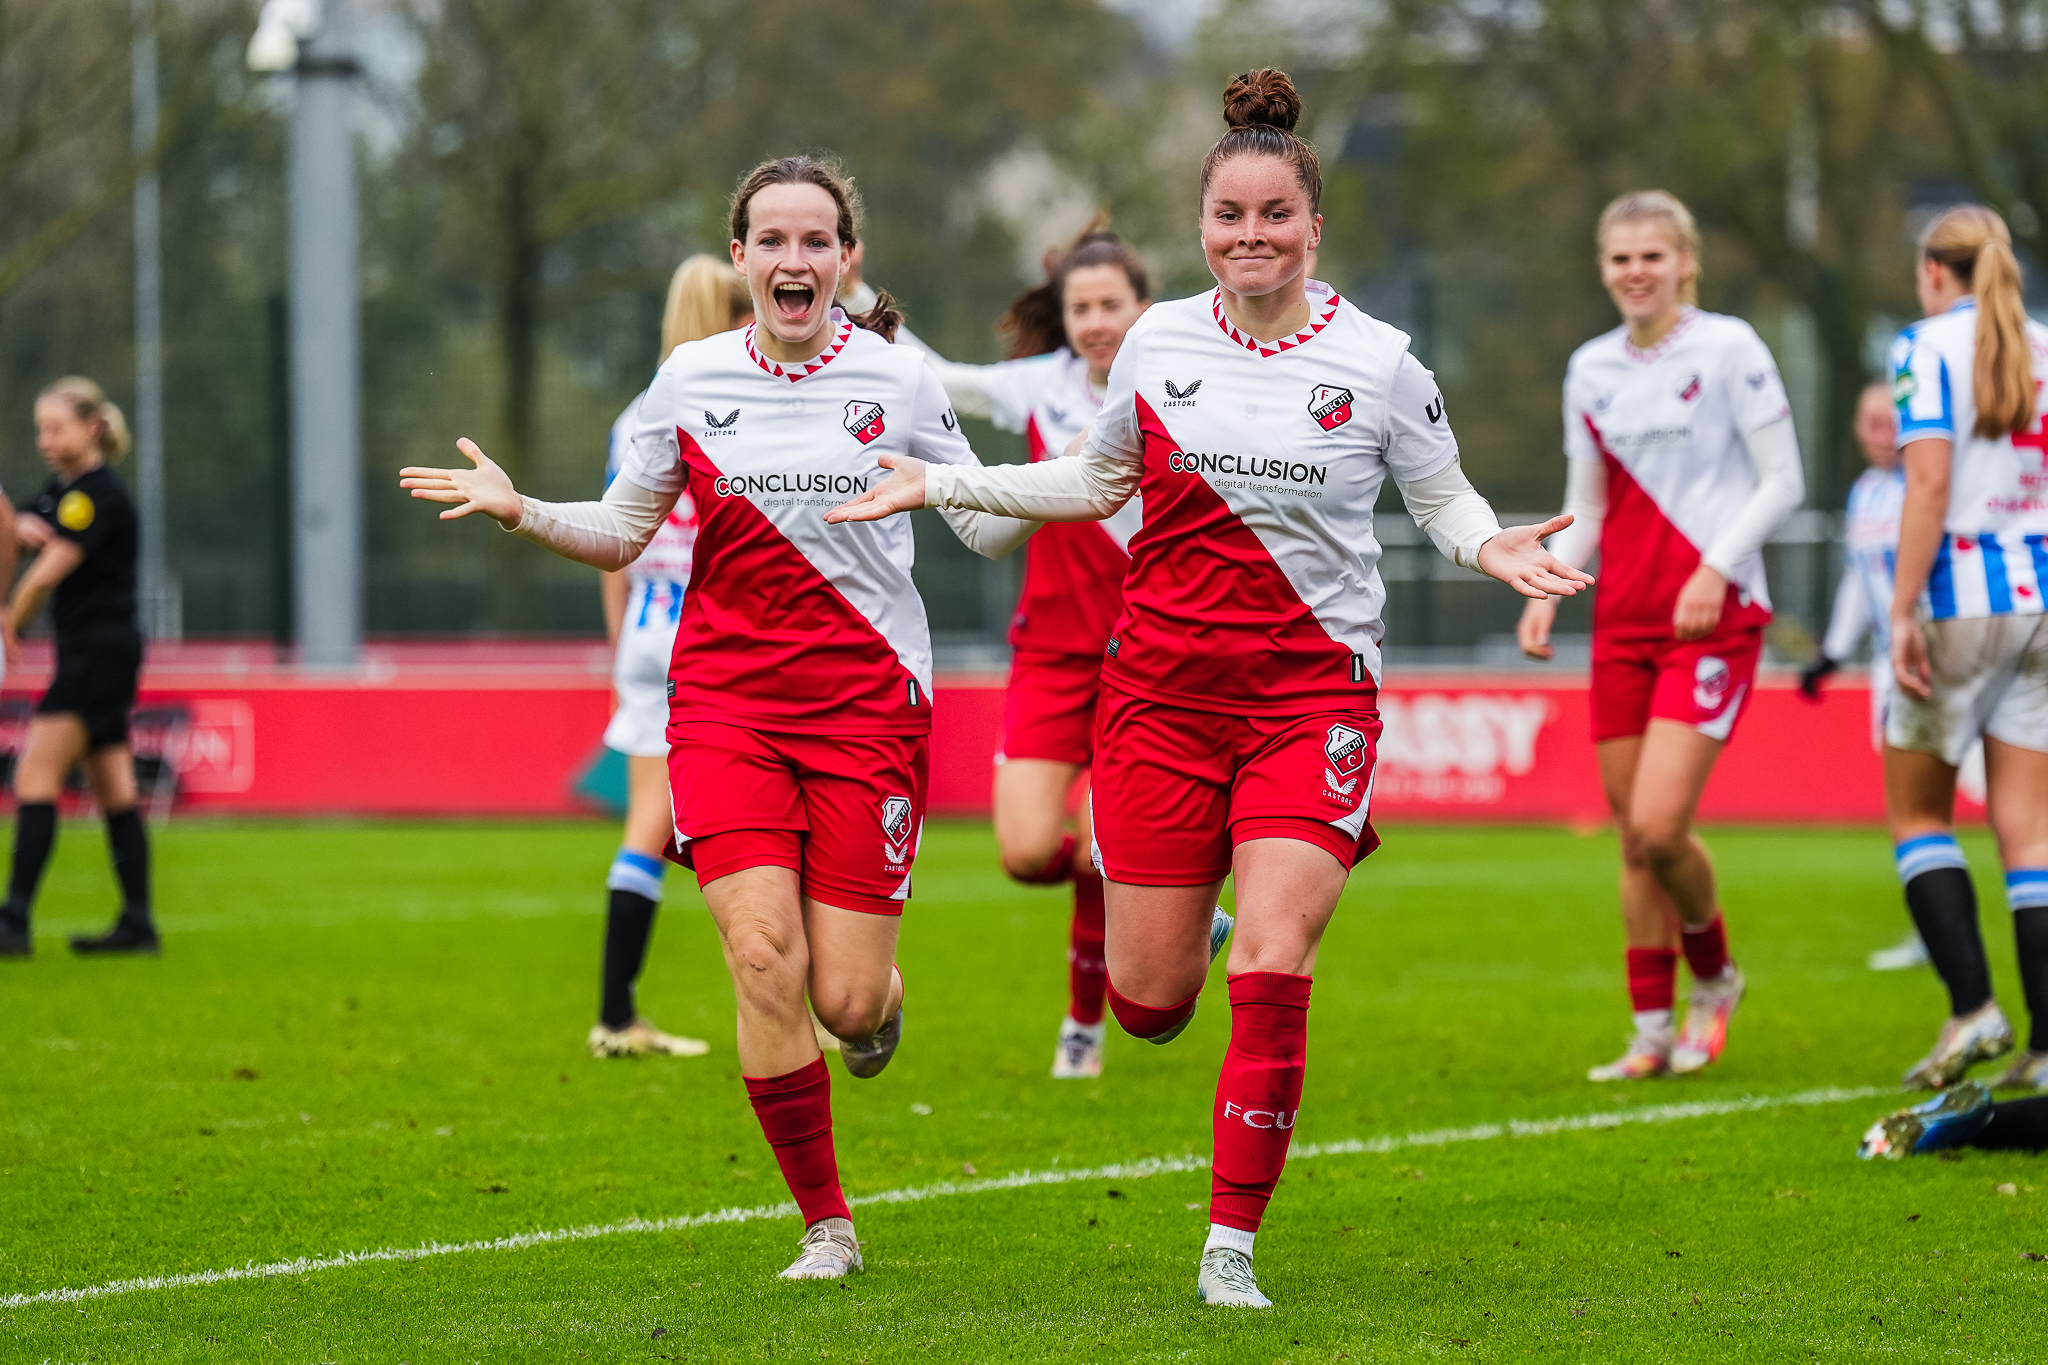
top-left (1211, 287), bottom-right (1343, 358)
top-left (746, 311), bottom-right (855, 383)
top-left (1622, 306), bottom-right (1698, 364)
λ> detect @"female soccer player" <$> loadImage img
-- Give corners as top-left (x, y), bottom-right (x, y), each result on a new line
top-left (894, 228), bottom-right (1161, 1078)
top-left (829, 69), bottom-right (1589, 1308)
top-left (586, 254), bottom-right (750, 1060)
top-left (1881, 205), bottom-right (2048, 1091)
top-left (1516, 191), bottom-right (1805, 1083)
top-left (0, 378), bottom-right (156, 958)
top-left (403, 154), bottom-right (1035, 1281)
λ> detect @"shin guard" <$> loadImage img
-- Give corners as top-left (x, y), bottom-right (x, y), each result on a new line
top-left (1209, 971), bottom-right (1312, 1233)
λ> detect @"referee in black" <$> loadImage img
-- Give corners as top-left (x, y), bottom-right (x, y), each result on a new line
top-left (0, 377), bottom-right (156, 957)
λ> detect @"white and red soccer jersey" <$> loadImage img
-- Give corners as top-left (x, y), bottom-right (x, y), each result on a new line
top-left (914, 346), bottom-right (1142, 655)
top-left (1889, 300), bottom-right (2048, 620)
top-left (618, 311), bottom-right (986, 737)
top-left (1088, 281), bottom-right (1460, 713)
top-left (1563, 308), bottom-right (1792, 638)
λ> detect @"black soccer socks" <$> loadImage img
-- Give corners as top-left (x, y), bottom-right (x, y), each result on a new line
top-left (601, 889), bottom-right (658, 1030)
top-left (104, 806), bottom-right (152, 923)
top-left (6, 801), bottom-right (58, 922)
top-left (2011, 901), bottom-right (2048, 1053)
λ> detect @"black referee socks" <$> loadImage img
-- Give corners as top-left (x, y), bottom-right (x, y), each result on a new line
top-left (104, 807), bottom-right (152, 923)
top-left (5, 801), bottom-right (58, 921)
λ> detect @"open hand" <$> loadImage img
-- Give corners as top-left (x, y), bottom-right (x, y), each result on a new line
top-left (824, 453), bottom-right (928, 524)
top-left (1477, 514), bottom-right (1596, 602)
top-left (399, 439), bottom-right (523, 527)
top-left (1672, 564), bottom-right (1727, 641)
top-left (1892, 615), bottom-right (1933, 701)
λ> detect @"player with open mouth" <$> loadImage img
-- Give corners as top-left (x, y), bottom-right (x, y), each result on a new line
top-left (827, 68), bottom-right (1587, 1308)
top-left (402, 153), bottom-right (1037, 1283)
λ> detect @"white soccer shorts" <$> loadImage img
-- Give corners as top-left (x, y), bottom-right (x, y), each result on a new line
top-left (603, 607), bottom-right (678, 759)
top-left (1885, 613), bottom-right (2048, 766)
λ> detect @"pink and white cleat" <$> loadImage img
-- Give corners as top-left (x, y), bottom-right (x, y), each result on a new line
top-left (1671, 965), bottom-right (1745, 1074)
top-left (1588, 1027), bottom-right (1673, 1082)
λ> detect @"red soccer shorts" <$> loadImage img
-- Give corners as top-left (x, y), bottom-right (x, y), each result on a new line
top-left (1591, 622), bottom-right (1765, 744)
top-left (1089, 684), bottom-right (1381, 886)
top-left (665, 721), bottom-right (928, 915)
top-left (998, 649), bottom-right (1103, 767)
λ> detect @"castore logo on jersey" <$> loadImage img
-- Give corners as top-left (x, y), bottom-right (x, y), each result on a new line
top-left (1164, 379), bottom-right (1202, 407)
top-left (702, 409), bottom-right (740, 434)
top-left (844, 400), bottom-right (887, 445)
top-left (1309, 384), bottom-right (1354, 431)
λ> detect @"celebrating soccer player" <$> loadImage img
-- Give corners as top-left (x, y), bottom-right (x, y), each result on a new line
top-left (1517, 191), bottom-right (1805, 1083)
top-left (1881, 205), bottom-right (2048, 1091)
top-left (886, 228), bottom-right (1200, 1079)
top-left (586, 254), bottom-right (750, 1060)
top-left (829, 69), bottom-right (1589, 1308)
top-left (402, 155), bottom-right (1036, 1281)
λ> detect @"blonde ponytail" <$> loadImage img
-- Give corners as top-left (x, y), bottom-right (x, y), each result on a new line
top-left (660, 255), bottom-right (751, 362)
top-left (1921, 204), bottom-right (2037, 439)
top-left (1598, 190), bottom-right (1703, 306)
top-left (38, 375), bottom-right (132, 461)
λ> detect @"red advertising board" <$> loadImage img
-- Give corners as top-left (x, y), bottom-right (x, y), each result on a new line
top-left (2, 643), bottom-right (1949, 822)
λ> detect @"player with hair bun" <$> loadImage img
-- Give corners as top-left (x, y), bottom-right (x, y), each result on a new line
top-left (1881, 204), bottom-right (2048, 1092)
top-left (403, 153), bottom-right (1037, 1282)
top-left (886, 226), bottom-right (1232, 1080)
top-left (831, 69), bottom-right (1588, 1308)
top-left (586, 253), bottom-right (751, 1061)
top-left (1518, 190), bottom-right (1805, 1084)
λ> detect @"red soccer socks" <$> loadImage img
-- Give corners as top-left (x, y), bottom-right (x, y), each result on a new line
top-left (1068, 873), bottom-right (1108, 1027)
top-left (1626, 946), bottom-right (1679, 1017)
top-left (1107, 979), bottom-right (1200, 1041)
top-left (1209, 971), bottom-right (1312, 1235)
top-left (1680, 913), bottom-right (1731, 982)
top-left (744, 1057), bottom-right (851, 1226)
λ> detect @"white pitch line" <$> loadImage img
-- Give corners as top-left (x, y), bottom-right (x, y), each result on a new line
top-left (0, 1084), bottom-right (1884, 1310)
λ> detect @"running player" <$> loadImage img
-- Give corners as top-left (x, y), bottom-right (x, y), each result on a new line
top-left (587, 255), bottom-right (750, 1059)
top-left (1881, 204), bottom-right (2048, 1091)
top-left (403, 154), bottom-right (1035, 1281)
top-left (829, 69), bottom-right (1590, 1307)
top-left (892, 228), bottom-right (1163, 1078)
top-left (0, 378), bottom-right (157, 958)
top-left (1516, 191), bottom-right (1805, 1082)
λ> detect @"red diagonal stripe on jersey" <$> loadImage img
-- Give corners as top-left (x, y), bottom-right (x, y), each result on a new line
top-left (1585, 416), bottom-right (1768, 637)
top-left (669, 432), bottom-right (926, 735)
top-left (1010, 415), bottom-right (1132, 655)
top-left (1103, 396), bottom-right (1362, 712)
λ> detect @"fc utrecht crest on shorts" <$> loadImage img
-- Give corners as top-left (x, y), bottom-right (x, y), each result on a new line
top-left (1086, 281), bottom-right (1460, 713)
top-left (1563, 307), bottom-right (1792, 638)
top-left (618, 313), bottom-right (987, 737)
top-left (1888, 300), bottom-right (2048, 621)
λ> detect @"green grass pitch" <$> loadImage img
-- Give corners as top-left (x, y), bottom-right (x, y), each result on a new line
top-left (3, 819), bottom-right (2044, 1361)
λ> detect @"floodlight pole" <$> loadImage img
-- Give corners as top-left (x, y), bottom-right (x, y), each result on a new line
top-left (287, 1), bottom-right (362, 669)
top-left (132, 0), bottom-right (176, 639)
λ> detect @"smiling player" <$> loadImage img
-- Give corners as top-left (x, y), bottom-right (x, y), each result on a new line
top-left (402, 154), bottom-right (1036, 1282)
top-left (1517, 191), bottom-right (1805, 1083)
top-left (828, 69), bottom-right (1589, 1307)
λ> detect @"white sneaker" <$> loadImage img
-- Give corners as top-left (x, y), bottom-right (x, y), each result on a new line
top-left (1196, 1246), bottom-right (1272, 1308)
top-left (1868, 933), bottom-right (1930, 972)
top-left (1587, 1028), bottom-right (1673, 1082)
top-left (587, 1019), bottom-right (710, 1058)
top-left (1051, 1017), bottom-right (1105, 1079)
top-left (1670, 966), bottom-right (1745, 1074)
top-left (778, 1216), bottom-right (863, 1280)
top-left (1903, 1001), bottom-right (2015, 1090)
top-left (1209, 906), bottom-right (1234, 964)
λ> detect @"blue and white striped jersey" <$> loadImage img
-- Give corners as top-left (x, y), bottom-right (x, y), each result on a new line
top-left (1821, 466), bottom-right (1904, 661)
top-left (1888, 299), bottom-right (2048, 620)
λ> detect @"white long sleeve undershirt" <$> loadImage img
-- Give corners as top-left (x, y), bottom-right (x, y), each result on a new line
top-left (1544, 414), bottom-right (1804, 578)
top-left (511, 469), bottom-right (1036, 569)
top-left (925, 436), bottom-right (1504, 572)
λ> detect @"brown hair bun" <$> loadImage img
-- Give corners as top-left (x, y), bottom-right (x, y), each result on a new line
top-left (1222, 69), bottom-right (1301, 132)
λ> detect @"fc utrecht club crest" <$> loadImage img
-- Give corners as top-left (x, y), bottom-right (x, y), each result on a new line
top-left (1678, 374), bottom-right (1703, 403)
top-left (1309, 385), bottom-right (1354, 431)
top-left (881, 795), bottom-right (914, 857)
top-left (844, 399), bottom-right (887, 445)
top-left (1323, 722), bottom-right (1366, 796)
top-left (1693, 656), bottom-right (1731, 712)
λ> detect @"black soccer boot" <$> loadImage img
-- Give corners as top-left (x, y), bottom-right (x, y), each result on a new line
top-left (0, 902), bottom-right (29, 958)
top-left (69, 910), bottom-right (160, 956)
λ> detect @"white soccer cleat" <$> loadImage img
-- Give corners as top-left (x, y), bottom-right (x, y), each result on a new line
top-left (1868, 933), bottom-right (1930, 973)
top-left (1196, 1246), bottom-right (1273, 1308)
top-left (1587, 1028), bottom-right (1673, 1082)
top-left (778, 1216), bottom-right (863, 1280)
top-left (1209, 906), bottom-right (1234, 964)
top-left (1991, 1048), bottom-right (2048, 1091)
top-left (1903, 1001), bottom-right (2015, 1090)
top-left (1051, 1017), bottom-right (1105, 1079)
top-left (587, 1019), bottom-right (710, 1058)
top-left (1670, 965), bottom-right (1745, 1074)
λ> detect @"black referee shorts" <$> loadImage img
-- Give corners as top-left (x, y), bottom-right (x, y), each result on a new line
top-left (37, 624), bottom-right (143, 750)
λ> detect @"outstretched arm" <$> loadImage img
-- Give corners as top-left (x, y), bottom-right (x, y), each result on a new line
top-left (828, 432), bottom-right (1138, 526)
top-left (1393, 458), bottom-right (1594, 600)
top-left (401, 439), bottom-right (677, 571)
